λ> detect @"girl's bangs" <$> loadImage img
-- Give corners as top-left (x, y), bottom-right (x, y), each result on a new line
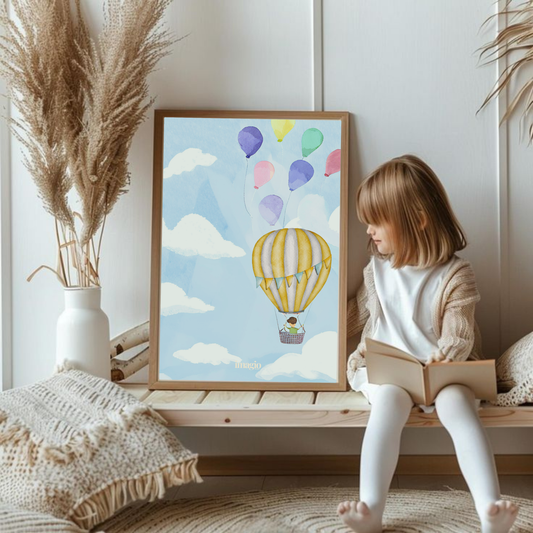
top-left (357, 178), bottom-right (389, 227)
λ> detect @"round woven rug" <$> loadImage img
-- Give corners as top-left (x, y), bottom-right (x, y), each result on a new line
top-left (95, 486), bottom-right (533, 532)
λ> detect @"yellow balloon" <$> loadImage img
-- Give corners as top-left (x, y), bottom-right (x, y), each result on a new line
top-left (271, 119), bottom-right (295, 143)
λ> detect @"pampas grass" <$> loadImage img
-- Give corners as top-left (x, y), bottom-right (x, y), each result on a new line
top-left (0, 0), bottom-right (177, 287)
top-left (477, 0), bottom-right (533, 143)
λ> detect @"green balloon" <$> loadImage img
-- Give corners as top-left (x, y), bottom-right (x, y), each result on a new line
top-left (301, 128), bottom-right (324, 157)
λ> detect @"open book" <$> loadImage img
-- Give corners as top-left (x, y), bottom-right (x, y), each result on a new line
top-left (364, 337), bottom-right (497, 405)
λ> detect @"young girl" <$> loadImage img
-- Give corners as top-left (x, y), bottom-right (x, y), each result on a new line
top-left (337, 155), bottom-right (519, 533)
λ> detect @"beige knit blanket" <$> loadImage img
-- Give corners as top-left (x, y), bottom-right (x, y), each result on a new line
top-left (0, 368), bottom-right (202, 530)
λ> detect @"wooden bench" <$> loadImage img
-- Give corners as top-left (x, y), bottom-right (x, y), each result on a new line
top-left (122, 385), bottom-right (533, 428)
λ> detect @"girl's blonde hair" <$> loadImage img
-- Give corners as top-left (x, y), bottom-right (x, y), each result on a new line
top-left (356, 154), bottom-right (467, 269)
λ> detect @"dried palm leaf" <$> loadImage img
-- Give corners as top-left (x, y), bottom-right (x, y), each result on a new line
top-left (477, 0), bottom-right (533, 144)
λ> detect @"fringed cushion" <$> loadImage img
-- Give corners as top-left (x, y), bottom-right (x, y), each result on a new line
top-left (0, 368), bottom-right (203, 531)
top-left (493, 331), bottom-right (533, 406)
top-left (0, 501), bottom-right (87, 533)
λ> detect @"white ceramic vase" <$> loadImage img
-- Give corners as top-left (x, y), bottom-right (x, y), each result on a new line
top-left (56, 287), bottom-right (110, 379)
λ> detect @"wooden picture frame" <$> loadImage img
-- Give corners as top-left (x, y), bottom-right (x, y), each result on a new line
top-left (149, 110), bottom-right (349, 391)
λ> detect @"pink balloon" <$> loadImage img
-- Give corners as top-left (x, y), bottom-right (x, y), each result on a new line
top-left (254, 161), bottom-right (275, 189)
top-left (324, 149), bottom-right (341, 177)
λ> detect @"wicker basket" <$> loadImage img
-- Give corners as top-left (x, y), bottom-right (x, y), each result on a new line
top-left (279, 329), bottom-right (305, 345)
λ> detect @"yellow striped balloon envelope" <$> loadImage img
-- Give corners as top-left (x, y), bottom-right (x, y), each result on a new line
top-left (252, 228), bottom-right (332, 313)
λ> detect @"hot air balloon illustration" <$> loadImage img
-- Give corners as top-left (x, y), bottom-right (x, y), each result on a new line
top-left (252, 228), bottom-right (332, 344)
top-left (271, 119), bottom-right (295, 142)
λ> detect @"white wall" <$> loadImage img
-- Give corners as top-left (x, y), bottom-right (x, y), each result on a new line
top-left (5, 0), bottom-right (533, 454)
top-left (0, 19), bottom-right (11, 392)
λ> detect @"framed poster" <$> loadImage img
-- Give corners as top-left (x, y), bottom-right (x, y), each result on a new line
top-left (149, 110), bottom-right (349, 391)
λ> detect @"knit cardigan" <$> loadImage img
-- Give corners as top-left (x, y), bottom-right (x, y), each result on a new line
top-left (346, 255), bottom-right (484, 385)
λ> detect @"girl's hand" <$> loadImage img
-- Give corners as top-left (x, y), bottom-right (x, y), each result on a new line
top-left (426, 350), bottom-right (450, 365)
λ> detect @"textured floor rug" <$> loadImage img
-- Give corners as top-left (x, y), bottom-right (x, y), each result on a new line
top-left (94, 486), bottom-right (533, 532)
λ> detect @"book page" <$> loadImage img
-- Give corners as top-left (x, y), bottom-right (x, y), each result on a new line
top-left (425, 360), bottom-right (497, 403)
top-left (365, 338), bottom-right (423, 364)
top-left (365, 352), bottom-right (426, 404)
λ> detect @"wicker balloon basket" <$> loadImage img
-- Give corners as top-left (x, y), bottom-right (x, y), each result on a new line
top-left (279, 329), bottom-right (305, 345)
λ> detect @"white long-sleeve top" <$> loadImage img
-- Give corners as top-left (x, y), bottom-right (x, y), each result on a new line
top-left (348, 253), bottom-right (483, 413)
top-left (371, 254), bottom-right (458, 363)
top-left (346, 254), bottom-right (484, 387)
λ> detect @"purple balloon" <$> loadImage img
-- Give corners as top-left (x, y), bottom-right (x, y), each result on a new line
top-left (259, 195), bottom-right (284, 226)
top-left (238, 126), bottom-right (263, 158)
top-left (288, 160), bottom-right (314, 191)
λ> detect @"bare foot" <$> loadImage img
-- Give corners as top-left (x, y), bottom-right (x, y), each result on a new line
top-left (480, 500), bottom-right (519, 533)
top-left (337, 500), bottom-right (382, 532)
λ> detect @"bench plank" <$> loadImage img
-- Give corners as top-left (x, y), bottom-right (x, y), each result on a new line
top-left (132, 387), bottom-right (533, 428)
top-left (260, 391), bottom-right (315, 404)
top-left (119, 384), bottom-right (151, 402)
top-left (153, 404), bottom-right (533, 428)
top-left (156, 407), bottom-right (371, 427)
top-left (316, 391), bottom-right (371, 406)
top-left (201, 390), bottom-right (262, 405)
top-left (147, 390), bottom-right (207, 405)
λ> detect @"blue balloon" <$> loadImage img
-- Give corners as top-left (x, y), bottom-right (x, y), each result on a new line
top-left (259, 195), bottom-right (284, 226)
top-left (238, 126), bottom-right (263, 158)
top-left (288, 160), bottom-right (314, 191)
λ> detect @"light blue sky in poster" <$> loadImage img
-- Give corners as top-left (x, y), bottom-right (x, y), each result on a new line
top-left (159, 116), bottom-right (342, 383)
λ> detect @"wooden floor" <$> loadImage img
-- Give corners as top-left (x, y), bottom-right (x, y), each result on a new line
top-left (164, 475), bottom-right (533, 501)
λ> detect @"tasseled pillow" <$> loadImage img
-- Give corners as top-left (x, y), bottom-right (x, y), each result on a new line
top-left (492, 331), bottom-right (533, 406)
top-left (0, 368), bottom-right (203, 531)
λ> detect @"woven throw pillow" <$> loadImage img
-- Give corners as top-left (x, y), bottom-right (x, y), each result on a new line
top-left (0, 368), bottom-right (203, 531)
top-left (492, 331), bottom-right (533, 406)
top-left (0, 501), bottom-right (87, 533)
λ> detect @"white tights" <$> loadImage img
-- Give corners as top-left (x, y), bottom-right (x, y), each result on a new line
top-left (360, 383), bottom-right (501, 523)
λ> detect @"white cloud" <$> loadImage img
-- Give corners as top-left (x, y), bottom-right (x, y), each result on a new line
top-left (285, 194), bottom-right (339, 247)
top-left (159, 373), bottom-right (172, 381)
top-left (163, 214), bottom-right (246, 259)
top-left (328, 206), bottom-right (340, 233)
top-left (256, 331), bottom-right (338, 381)
top-left (173, 342), bottom-right (242, 365)
top-left (161, 282), bottom-right (214, 315)
top-left (163, 148), bottom-right (217, 179)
